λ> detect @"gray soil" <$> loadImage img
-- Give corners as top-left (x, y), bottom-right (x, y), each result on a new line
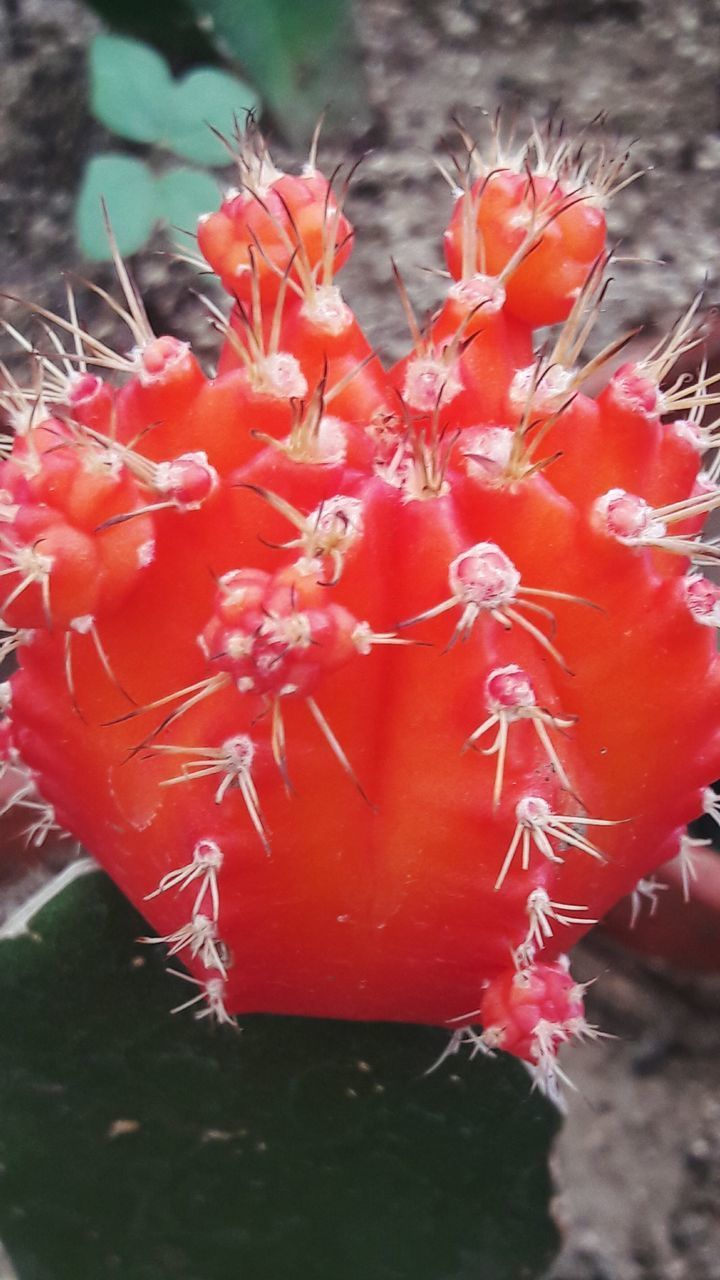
top-left (1, 0), bottom-right (720, 1276)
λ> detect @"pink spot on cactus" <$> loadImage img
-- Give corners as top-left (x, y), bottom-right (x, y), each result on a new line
top-left (485, 665), bottom-right (536, 713)
top-left (448, 274), bottom-right (506, 313)
top-left (404, 354), bottom-right (463, 412)
top-left (685, 573), bottom-right (720, 627)
top-left (155, 453), bottom-right (218, 510)
top-left (594, 488), bottom-right (666, 543)
top-left (68, 373), bottom-right (104, 406)
top-left (138, 336), bottom-right (191, 385)
top-left (450, 543), bottom-right (521, 609)
top-left (610, 363), bottom-right (661, 415)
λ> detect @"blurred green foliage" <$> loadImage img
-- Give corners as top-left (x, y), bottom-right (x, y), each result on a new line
top-left (76, 34), bottom-right (257, 260)
top-left (76, 152), bottom-right (222, 259)
top-left (82, 0), bottom-right (368, 143)
top-left (89, 35), bottom-right (256, 163)
top-left (78, 0), bottom-right (217, 63)
top-left (76, 0), bottom-right (368, 260)
top-left (187, 0), bottom-right (367, 140)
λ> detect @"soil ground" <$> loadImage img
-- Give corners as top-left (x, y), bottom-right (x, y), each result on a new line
top-left (1, 0), bottom-right (720, 1276)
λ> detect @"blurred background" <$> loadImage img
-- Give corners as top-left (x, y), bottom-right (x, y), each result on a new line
top-left (1, 0), bottom-right (720, 1276)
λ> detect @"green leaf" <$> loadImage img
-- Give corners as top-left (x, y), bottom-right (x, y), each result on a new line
top-left (187, 0), bottom-right (368, 144)
top-left (89, 33), bottom-right (258, 164)
top-left (89, 34), bottom-right (173, 144)
top-left (156, 166), bottom-right (221, 233)
top-left (75, 154), bottom-right (159, 260)
top-left (161, 66), bottom-right (258, 165)
top-left (0, 876), bottom-right (560, 1279)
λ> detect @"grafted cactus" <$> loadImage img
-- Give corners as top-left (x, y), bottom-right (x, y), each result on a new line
top-left (2, 119), bottom-right (720, 1098)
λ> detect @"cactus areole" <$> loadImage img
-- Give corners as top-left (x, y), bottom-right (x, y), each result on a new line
top-left (3, 121), bottom-right (720, 1095)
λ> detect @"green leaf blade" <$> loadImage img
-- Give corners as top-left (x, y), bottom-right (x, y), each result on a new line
top-left (75, 154), bottom-right (159, 260)
top-left (156, 166), bottom-right (221, 234)
top-left (163, 67), bottom-right (259, 165)
top-left (89, 34), bottom-right (173, 145)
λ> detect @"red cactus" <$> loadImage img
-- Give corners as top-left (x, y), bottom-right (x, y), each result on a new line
top-left (2, 120), bottom-right (720, 1098)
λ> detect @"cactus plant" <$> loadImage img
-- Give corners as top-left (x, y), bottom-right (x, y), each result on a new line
top-left (2, 118), bottom-right (720, 1104)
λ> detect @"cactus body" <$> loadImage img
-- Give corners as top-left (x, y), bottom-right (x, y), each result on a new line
top-left (2, 123), bottom-right (720, 1091)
